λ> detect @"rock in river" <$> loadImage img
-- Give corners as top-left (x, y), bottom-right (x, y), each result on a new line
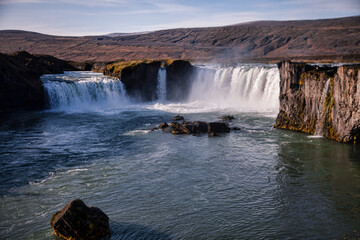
top-left (50, 199), bottom-right (110, 240)
top-left (159, 120), bottom-right (230, 135)
top-left (173, 115), bottom-right (185, 121)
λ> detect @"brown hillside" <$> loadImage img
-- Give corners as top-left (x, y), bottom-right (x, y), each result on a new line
top-left (0, 16), bottom-right (359, 63)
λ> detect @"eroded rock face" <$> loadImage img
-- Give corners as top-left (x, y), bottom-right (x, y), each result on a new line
top-left (275, 60), bottom-right (360, 143)
top-left (103, 59), bottom-right (194, 102)
top-left (165, 60), bottom-right (194, 101)
top-left (104, 60), bottom-right (162, 101)
top-left (50, 199), bottom-right (110, 240)
top-left (0, 51), bottom-right (80, 112)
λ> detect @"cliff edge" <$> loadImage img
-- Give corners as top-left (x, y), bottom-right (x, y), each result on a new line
top-left (0, 51), bottom-right (80, 112)
top-left (104, 59), bottom-right (194, 101)
top-left (275, 61), bottom-right (360, 143)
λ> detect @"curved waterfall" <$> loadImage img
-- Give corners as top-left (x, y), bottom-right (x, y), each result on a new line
top-left (41, 72), bottom-right (128, 110)
top-left (188, 65), bottom-right (280, 112)
top-left (41, 65), bottom-right (280, 113)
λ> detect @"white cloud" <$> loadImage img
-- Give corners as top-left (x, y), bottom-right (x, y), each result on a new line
top-left (140, 11), bottom-right (261, 31)
top-left (0, 0), bottom-right (44, 4)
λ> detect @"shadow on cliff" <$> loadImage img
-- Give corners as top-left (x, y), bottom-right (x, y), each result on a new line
top-left (109, 221), bottom-right (172, 240)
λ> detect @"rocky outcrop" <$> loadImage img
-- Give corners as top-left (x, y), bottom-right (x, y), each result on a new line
top-left (104, 60), bottom-right (162, 101)
top-left (220, 115), bottom-right (235, 121)
top-left (104, 59), bottom-right (194, 102)
top-left (173, 115), bottom-right (185, 121)
top-left (275, 61), bottom-right (360, 143)
top-left (50, 199), bottom-right (110, 240)
top-left (0, 51), bottom-right (81, 112)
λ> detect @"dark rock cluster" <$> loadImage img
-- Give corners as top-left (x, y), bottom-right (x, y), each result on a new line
top-left (155, 120), bottom-right (231, 136)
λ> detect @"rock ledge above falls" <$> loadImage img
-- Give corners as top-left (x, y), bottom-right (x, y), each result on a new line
top-left (103, 59), bottom-right (194, 101)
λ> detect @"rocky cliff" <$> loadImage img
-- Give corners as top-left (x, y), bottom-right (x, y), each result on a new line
top-left (275, 61), bottom-right (360, 143)
top-left (165, 60), bottom-right (194, 101)
top-left (104, 60), bottom-right (162, 101)
top-left (104, 59), bottom-right (194, 101)
top-left (0, 51), bottom-right (80, 112)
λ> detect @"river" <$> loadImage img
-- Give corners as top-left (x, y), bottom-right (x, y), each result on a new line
top-left (1, 66), bottom-right (359, 239)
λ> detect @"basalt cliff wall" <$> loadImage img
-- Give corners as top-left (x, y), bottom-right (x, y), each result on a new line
top-left (104, 59), bottom-right (194, 102)
top-left (0, 51), bottom-right (80, 112)
top-left (275, 61), bottom-right (360, 143)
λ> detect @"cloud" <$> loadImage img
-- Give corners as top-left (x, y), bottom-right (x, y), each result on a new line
top-left (141, 11), bottom-right (261, 31)
top-left (0, 0), bottom-right (44, 4)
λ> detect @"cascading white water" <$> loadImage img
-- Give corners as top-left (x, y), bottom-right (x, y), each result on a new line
top-left (156, 67), bottom-right (167, 102)
top-left (41, 71), bottom-right (128, 110)
top-left (187, 65), bottom-right (280, 112)
top-left (314, 79), bottom-right (331, 136)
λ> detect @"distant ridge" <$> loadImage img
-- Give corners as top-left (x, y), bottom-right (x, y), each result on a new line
top-left (105, 31), bottom-right (152, 37)
top-left (0, 16), bottom-right (359, 63)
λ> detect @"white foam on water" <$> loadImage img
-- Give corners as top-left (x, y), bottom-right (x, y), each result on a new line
top-left (121, 129), bottom-right (151, 136)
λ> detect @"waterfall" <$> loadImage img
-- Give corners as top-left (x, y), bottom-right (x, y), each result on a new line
top-left (187, 65), bottom-right (280, 112)
top-left (41, 71), bottom-right (128, 110)
top-left (314, 79), bottom-right (331, 136)
top-left (156, 67), bottom-right (167, 102)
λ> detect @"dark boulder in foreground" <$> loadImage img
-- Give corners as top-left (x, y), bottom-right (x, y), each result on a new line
top-left (159, 120), bottom-right (230, 135)
top-left (51, 199), bottom-right (110, 240)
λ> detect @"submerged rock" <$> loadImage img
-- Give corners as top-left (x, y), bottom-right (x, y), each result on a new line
top-left (50, 199), bottom-right (110, 240)
top-left (220, 115), bottom-right (235, 121)
top-left (208, 122), bottom-right (231, 133)
top-left (208, 132), bottom-right (218, 137)
top-left (173, 115), bottom-right (184, 121)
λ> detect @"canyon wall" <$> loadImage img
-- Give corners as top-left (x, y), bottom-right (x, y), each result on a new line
top-left (104, 59), bottom-right (194, 102)
top-left (275, 61), bottom-right (360, 143)
top-left (0, 51), bottom-right (80, 112)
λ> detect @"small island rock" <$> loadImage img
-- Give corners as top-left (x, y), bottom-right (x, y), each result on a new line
top-left (158, 122), bottom-right (169, 129)
top-left (220, 115), bottom-right (235, 121)
top-left (50, 199), bottom-right (110, 240)
top-left (173, 115), bottom-right (185, 121)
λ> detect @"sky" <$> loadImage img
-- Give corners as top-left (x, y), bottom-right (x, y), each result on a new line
top-left (0, 0), bottom-right (359, 36)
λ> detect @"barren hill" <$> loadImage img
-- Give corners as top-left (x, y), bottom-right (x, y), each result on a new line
top-left (0, 16), bottom-right (359, 63)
